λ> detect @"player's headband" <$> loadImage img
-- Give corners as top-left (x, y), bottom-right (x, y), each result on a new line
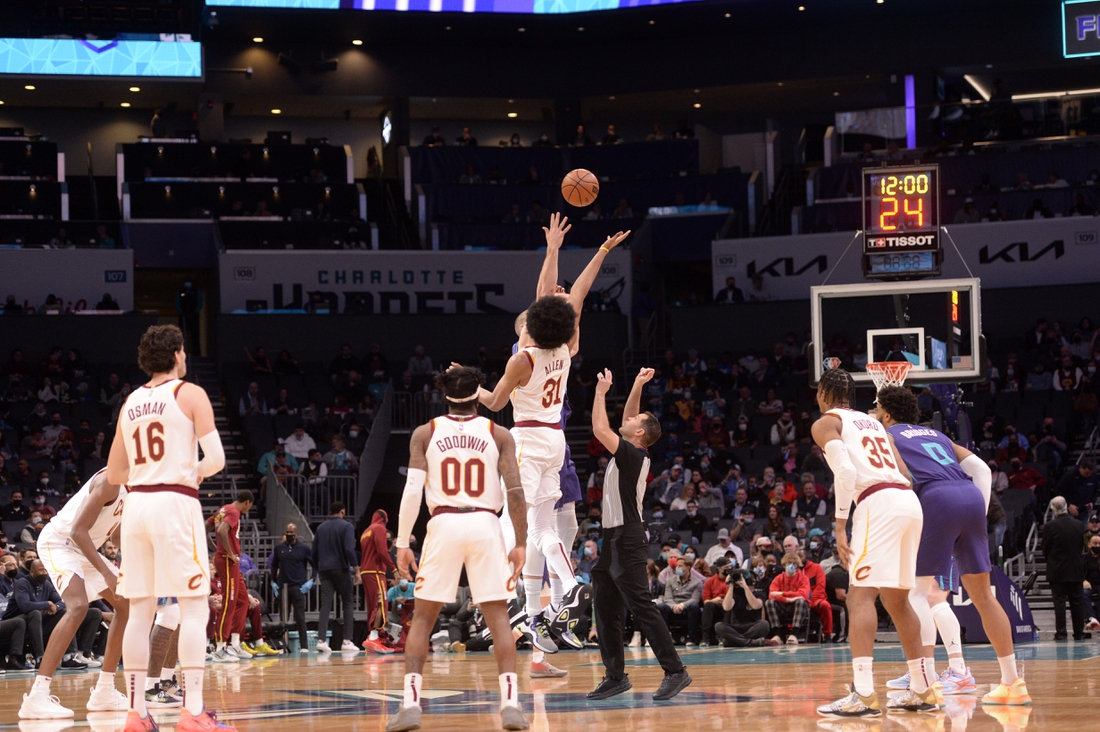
top-left (445, 393), bottom-right (479, 403)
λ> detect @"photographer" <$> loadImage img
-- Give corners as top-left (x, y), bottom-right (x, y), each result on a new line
top-left (715, 561), bottom-right (772, 647)
top-left (700, 558), bottom-right (731, 646)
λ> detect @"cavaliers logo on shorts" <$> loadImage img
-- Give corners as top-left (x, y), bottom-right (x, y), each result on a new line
top-left (188, 574), bottom-right (205, 590)
top-left (855, 566), bottom-right (872, 582)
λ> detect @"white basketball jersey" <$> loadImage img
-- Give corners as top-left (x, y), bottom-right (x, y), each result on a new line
top-left (425, 415), bottom-right (503, 513)
top-left (826, 407), bottom-right (910, 499)
top-left (47, 470), bottom-right (128, 548)
top-left (119, 379), bottom-right (200, 488)
top-left (510, 345), bottom-right (571, 424)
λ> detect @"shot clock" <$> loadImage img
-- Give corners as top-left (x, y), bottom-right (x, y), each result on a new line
top-left (862, 163), bottom-right (941, 280)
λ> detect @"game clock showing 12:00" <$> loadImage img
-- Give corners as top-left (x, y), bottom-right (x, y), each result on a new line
top-left (862, 165), bottom-right (939, 244)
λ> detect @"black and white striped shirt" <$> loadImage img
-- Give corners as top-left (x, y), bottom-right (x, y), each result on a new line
top-left (601, 439), bottom-right (650, 529)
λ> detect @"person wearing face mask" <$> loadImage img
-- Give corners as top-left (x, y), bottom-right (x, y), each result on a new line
top-left (765, 552), bottom-right (810, 645)
top-left (299, 448), bottom-right (330, 516)
top-left (783, 535), bottom-right (833, 643)
top-left (270, 522), bottom-right (315, 654)
top-left (3, 558), bottom-right (95, 672)
top-left (1, 490), bottom-right (31, 522)
top-left (677, 499), bottom-right (707, 544)
top-left (386, 574), bottom-right (416, 632)
top-left (715, 561), bottom-right (774, 648)
top-left (1007, 457), bottom-right (1046, 494)
top-left (577, 540), bottom-right (600, 583)
top-left (657, 556), bottom-right (703, 646)
top-left (359, 509), bottom-right (398, 655)
top-left (31, 492), bottom-right (55, 521)
top-left (20, 513), bottom-right (45, 544)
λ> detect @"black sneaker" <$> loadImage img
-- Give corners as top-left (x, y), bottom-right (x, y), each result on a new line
top-left (547, 584), bottom-right (592, 651)
top-left (61, 657), bottom-right (88, 670)
top-left (586, 675), bottom-right (632, 700)
top-left (652, 669), bottom-right (692, 701)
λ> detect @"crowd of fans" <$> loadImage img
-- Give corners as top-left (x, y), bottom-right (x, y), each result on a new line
top-left (421, 121), bottom-right (696, 150)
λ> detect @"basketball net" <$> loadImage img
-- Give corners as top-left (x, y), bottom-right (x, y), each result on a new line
top-left (865, 361), bottom-right (911, 391)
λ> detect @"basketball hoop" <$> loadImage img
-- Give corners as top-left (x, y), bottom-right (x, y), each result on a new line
top-left (866, 361), bottom-right (911, 391)
top-left (822, 357), bottom-right (842, 371)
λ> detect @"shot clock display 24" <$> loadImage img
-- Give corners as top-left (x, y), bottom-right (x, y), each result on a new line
top-left (862, 164), bottom-right (941, 279)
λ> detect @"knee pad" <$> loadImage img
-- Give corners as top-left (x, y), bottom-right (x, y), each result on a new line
top-left (176, 595), bottom-right (208, 624)
top-left (155, 602), bottom-right (181, 630)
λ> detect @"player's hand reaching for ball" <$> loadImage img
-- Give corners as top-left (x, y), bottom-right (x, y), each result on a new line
top-left (508, 547), bottom-right (526, 586)
top-left (635, 367), bottom-right (654, 385)
top-left (601, 230), bottom-right (631, 251)
top-left (542, 212), bottom-right (571, 251)
top-left (396, 547), bottom-right (416, 581)
top-left (595, 368), bottom-right (613, 395)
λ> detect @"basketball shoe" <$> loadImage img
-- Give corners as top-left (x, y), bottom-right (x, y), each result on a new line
top-left (886, 683), bottom-right (945, 713)
top-left (19, 691), bottom-right (75, 719)
top-left (981, 678), bottom-right (1031, 706)
top-left (817, 686), bottom-right (882, 718)
top-left (937, 667), bottom-right (976, 695)
top-left (887, 671), bottom-right (911, 690)
top-left (86, 685), bottom-right (128, 712)
top-left (178, 708), bottom-right (238, 732)
top-left (521, 615), bottom-right (558, 654)
top-left (530, 660), bottom-right (568, 678)
top-left (123, 712), bottom-right (159, 732)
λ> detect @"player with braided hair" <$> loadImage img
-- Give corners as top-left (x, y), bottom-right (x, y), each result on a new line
top-left (812, 366), bottom-right (942, 718)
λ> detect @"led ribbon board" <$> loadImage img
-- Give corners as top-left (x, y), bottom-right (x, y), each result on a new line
top-left (1064, 0), bottom-right (1100, 58)
top-left (205, 0), bottom-right (702, 13)
top-left (0, 37), bottom-right (202, 77)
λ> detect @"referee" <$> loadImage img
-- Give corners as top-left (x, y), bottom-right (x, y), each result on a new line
top-left (587, 367), bottom-right (691, 701)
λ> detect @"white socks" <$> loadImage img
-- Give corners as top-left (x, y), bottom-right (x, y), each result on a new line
top-left (230, 633), bottom-right (241, 647)
top-left (531, 649), bottom-right (544, 664)
top-left (404, 673), bottom-right (423, 709)
top-left (924, 656), bottom-right (938, 681)
top-left (182, 667), bottom-right (205, 715)
top-left (500, 672), bottom-right (519, 709)
top-left (949, 656), bottom-right (966, 674)
top-left (161, 667), bottom-right (175, 682)
top-left (907, 658), bottom-right (931, 694)
top-left (369, 630), bottom-right (379, 641)
top-left (32, 675), bottom-right (51, 694)
top-left (997, 654), bottom-right (1019, 685)
top-left (852, 657), bottom-right (874, 697)
top-left (523, 578), bottom-right (543, 617)
top-left (550, 576), bottom-right (565, 608)
top-left (128, 671), bottom-right (148, 716)
top-left (97, 672), bottom-right (115, 691)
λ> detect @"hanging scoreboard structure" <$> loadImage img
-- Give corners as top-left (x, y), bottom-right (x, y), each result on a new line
top-left (862, 164), bottom-right (941, 280)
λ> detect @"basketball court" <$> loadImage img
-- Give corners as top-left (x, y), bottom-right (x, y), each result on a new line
top-left (1, 642), bottom-right (1096, 730)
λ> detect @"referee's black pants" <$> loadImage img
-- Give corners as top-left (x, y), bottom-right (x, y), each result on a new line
top-left (593, 523), bottom-right (684, 680)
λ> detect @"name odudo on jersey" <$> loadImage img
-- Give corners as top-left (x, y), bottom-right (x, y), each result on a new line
top-left (126, 400), bottom-right (166, 422)
top-left (852, 418), bottom-right (882, 432)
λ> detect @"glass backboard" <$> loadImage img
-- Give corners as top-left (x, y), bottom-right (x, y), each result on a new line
top-left (809, 278), bottom-right (985, 387)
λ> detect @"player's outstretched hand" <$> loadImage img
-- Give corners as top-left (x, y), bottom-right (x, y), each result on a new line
top-left (448, 362), bottom-right (464, 372)
top-left (595, 368), bottom-right (613, 395)
top-left (396, 547), bottom-right (416, 581)
top-left (635, 367), bottom-right (654, 384)
top-left (542, 212), bottom-right (571, 251)
top-left (601, 230), bottom-right (631, 251)
top-left (508, 547), bottom-right (526, 586)
top-left (554, 285), bottom-right (567, 296)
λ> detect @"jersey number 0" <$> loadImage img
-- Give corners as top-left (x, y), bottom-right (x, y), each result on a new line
top-left (439, 456), bottom-right (486, 498)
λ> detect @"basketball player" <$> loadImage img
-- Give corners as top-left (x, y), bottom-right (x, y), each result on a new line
top-left (875, 385), bottom-right (1029, 705)
top-left (386, 367), bottom-right (529, 732)
top-left (206, 490), bottom-right (259, 661)
top-left (19, 470), bottom-right (130, 719)
top-left (478, 286), bottom-right (586, 651)
top-left (811, 369), bottom-right (942, 717)
top-left (107, 324), bottom-right (231, 732)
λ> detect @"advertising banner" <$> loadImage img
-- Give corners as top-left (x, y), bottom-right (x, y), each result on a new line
top-left (951, 567), bottom-right (1036, 645)
top-left (712, 216), bottom-right (1100, 301)
top-left (219, 248), bottom-right (631, 316)
top-left (0, 249), bottom-right (133, 312)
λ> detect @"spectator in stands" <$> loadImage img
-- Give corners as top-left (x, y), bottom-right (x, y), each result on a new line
top-left (986, 200), bottom-right (1006, 221)
top-left (1056, 460), bottom-right (1097, 518)
top-left (273, 350), bottom-right (300, 376)
top-left (954, 198), bottom-right (981, 224)
top-left (47, 229), bottom-right (73, 249)
top-left (270, 388), bottom-right (297, 416)
top-left (455, 127), bottom-right (478, 147)
top-left (283, 425), bottom-right (316, 462)
top-left (20, 429), bottom-right (50, 461)
top-left (792, 480), bottom-right (825, 518)
top-left (19, 514), bottom-right (44, 544)
top-left (758, 388), bottom-right (783, 415)
top-left (1026, 361), bottom-right (1053, 391)
top-left (784, 535), bottom-right (831, 641)
top-left (150, 108), bottom-right (167, 137)
top-left (583, 203), bottom-right (604, 221)
top-left (3, 296), bottom-right (23, 315)
top-left (3, 349), bottom-right (31, 378)
top-left (1054, 356), bottom-right (1083, 391)
top-left (298, 448), bottom-right (329, 515)
top-left (88, 292), bottom-right (120, 311)
top-left (576, 540), bottom-right (599, 583)
top-left (856, 142), bottom-right (877, 163)
top-left (670, 484), bottom-right (698, 512)
top-left (657, 556), bottom-right (702, 645)
top-left (95, 225), bottom-right (116, 249)
top-left (997, 432), bottom-right (1028, 463)
top-left (674, 120), bottom-right (694, 140)
top-left (503, 204), bottom-right (523, 223)
top-left (1085, 533), bottom-right (1100, 630)
top-left (323, 435), bottom-right (358, 476)
top-left (570, 125), bottom-right (594, 146)
top-left (972, 173), bottom-right (995, 193)
top-left (533, 131), bottom-right (553, 148)
top-left (763, 504), bottom-right (786, 541)
top-left (257, 443), bottom-right (298, 481)
top-left (1025, 197), bottom-right (1053, 219)
top-left (1008, 457), bottom-right (1046, 494)
top-left (766, 552), bottom-right (810, 644)
top-left (239, 382), bottom-right (268, 417)
top-left (770, 412), bottom-right (796, 445)
top-left (1, 490), bottom-right (30, 522)
top-left (746, 275), bottom-right (773, 302)
top-left (646, 123), bottom-right (667, 142)
top-left (1048, 171), bottom-right (1070, 188)
top-left (422, 127), bottom-right (446, 147)
top-left (1070, 194), bottom-right (1095, 217)
top-left (705, 528), bottom-right (742, 566)
top-left (677, 499), bottom-right (707, 544)
top-left (602, 125), bottom-right (620, 145)
top-left (407, 346), bottom-right (433, 378)
top-left (1087, 514), bottom-right (1100, 549)
top-left (527, 200), bottom-right (551, 226)
top-left (990, 460), bottom-right (1009, 495)
top-left (1035, 417), bottom-right (1067, 471)
top-left (1015, 172), bottom-right (1032, 190)
top-left (605, 200), bottom-right (633, 222)
top-left (459, 164), bottom-right (481, 185)
top-left (714, 277), bottom-right (744, 304)
top-left (245, 347), bottom-right (273, 375)
top-left (1044, 497), bottom-right (1087, 640)
top-left (36, 378), bottom-right (62, 404)
top-left (330, 344), bottom-right (361, 384)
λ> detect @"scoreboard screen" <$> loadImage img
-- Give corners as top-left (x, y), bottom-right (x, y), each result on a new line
top-left (862, 164), bottom-right (941, 279)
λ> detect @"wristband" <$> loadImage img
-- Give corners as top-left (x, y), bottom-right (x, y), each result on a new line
top-left (599, 246), bottom-right (611, 253)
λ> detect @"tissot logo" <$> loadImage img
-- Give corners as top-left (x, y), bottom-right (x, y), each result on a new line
top-left (867, 235), bottom-right (936, 248)
top-left (978, 240), bottom-right (1065, 264)
top-left (746, 256), bottom-right (827, 278)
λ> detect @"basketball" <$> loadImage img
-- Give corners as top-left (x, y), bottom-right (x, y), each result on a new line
top-left (561, 168), bottom-right (599, 208)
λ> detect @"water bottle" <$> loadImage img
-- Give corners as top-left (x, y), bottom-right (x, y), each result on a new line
top-left (1032, 628), bottom-right (1039, 643)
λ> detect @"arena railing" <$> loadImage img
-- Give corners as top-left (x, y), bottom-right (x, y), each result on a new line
top-left (278, 473), bottom-right (358, 523)
top-left (264, 470), bottom-right (313, 543)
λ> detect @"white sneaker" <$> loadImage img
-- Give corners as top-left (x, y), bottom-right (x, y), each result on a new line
top-left (19, 691), bottom-right (75, 719)
top-left (1086, 617), bottom-right (1100, 631)
top-left (87, 685), bottom-right (127, 712)
top-left (629, 632), bottom-right (642, 648)
top-left (341, 640), bottom-right (361, 654)
top-left (315, 640), bottom-right (332, 653)
top-left (209, 648), bottom-right (238, 663)
top-left (227, 644), bottom-right (253, 659)
top-left (887, 671), bottom-right (911, 690)
top-left (73, 653), bottom-right (102, 669)
top-left (786, 635), bottom-right (799, 645)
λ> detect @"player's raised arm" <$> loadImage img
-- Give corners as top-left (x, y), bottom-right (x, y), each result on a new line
top-left (622, 368), bottom-right (653, 425)
top-left (495, 429), bottom-right (527, 583)
top-left (179, 383), bottom-right (225, 478)
top-left (70, 474), bottom-right (123, 592)
top-left (953, 442), bottom-right (992, 508)
top-left (477, 351), bottom-right (533, 411)
top-left (592, 368), bottom-right (620, 454)
top-left (536, 212), bottom-right (571, 299)
top-left (563, 230), bottom-right (630, 357)
top-left (395, 425), bottom-right (429, 580)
